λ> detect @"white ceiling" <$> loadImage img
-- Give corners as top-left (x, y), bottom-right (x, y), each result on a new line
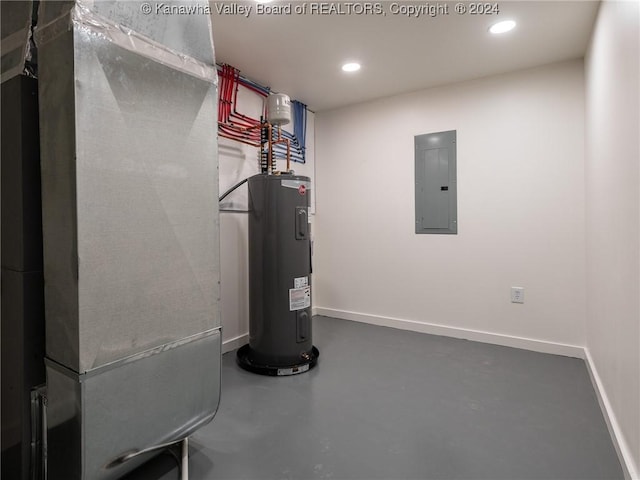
top-left (211, 1), bottom-right (599, 111)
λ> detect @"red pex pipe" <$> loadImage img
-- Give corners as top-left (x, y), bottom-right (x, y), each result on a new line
top-left (229, 68), bottom-right (261, 126)
top-left (225, 65), bottom-right (233, 120)
top-left (225, 65), bottom-right (233, 121)
top-left (221, 65), bottom-right (230, 122)
top-left (220, 65), bottom-right (229, 121)
top-left (219, 119), bottom-right (262, 139)
top-left (219, 123), bottom-right (262, 145)
top-left (219, 132), bottom-right (260, 148)
top-left (219, 125), bottom-right (259, 140)
top-left (218, 64), bottom-right (274, 149)
top-left (218, 64), bottom-right (264, 129)
top-left (221, 65), bottom-right (233, 124)
top-left (217, 65), bottom-right (224, 121)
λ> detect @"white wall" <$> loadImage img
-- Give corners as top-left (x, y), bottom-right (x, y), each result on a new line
top-left (218, 84), bottom-right (315, 350)
top-left (314, 60), bottom-right (586, 351)
top-left (585, 0), bottom-right (640, 476)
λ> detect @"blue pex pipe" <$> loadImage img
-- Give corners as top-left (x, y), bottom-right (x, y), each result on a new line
top-left (271, 128), bottom-right (305, 163)
top-left (292, 100), bottom-right (307, 161)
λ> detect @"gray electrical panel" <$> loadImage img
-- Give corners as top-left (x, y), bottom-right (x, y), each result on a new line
top-left (415, 130), bottom-right (457, 234)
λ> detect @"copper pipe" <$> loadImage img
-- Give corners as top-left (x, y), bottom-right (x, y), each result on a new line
top-left (286, 137), bottom-right (290, 172)
top-left (272, 126), bottom-right (291, 172)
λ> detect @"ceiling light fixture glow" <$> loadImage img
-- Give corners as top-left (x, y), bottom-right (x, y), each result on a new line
top-left (489, 20), bottom-right (516, 34)
top-left (342, 62), bottom-right (361, 73)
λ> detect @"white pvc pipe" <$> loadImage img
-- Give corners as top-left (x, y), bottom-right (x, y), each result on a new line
top-left (181, 437), bottom-right (189, 480)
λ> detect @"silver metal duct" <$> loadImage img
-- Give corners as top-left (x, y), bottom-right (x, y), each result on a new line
top-left (1, 0), bottom-right (34, 83)
top-left (35, 1), bottom-right (221, 478)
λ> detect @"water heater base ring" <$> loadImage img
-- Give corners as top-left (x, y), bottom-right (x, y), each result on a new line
top-left (236, 345), bottom-right (319, 376)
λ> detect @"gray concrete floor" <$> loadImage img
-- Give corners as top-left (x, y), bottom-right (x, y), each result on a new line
top-left (125, 316), bottom-right (624, 480)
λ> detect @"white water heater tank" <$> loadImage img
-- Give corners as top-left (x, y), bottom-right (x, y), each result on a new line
top-left (266, 93), bottom-right (291, 126)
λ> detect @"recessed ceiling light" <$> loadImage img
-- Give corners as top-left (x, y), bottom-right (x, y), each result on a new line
top-left (342, 62), bottom-right (361, 73)
top-left (489, 20), bottom-right (516, 34)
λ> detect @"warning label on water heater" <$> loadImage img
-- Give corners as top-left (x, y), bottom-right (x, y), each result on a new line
top-left (289, 286), bottom-right (311, 311)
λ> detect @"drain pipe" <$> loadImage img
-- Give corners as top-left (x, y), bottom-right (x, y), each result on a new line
top-left (181, 437), bottom-right (189, 480)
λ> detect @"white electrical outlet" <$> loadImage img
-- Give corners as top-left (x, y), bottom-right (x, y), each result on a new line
top-left (511, 287), bottom-right (524, 304)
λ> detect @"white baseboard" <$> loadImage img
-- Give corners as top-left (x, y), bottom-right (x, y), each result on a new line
top-left (584, 349), bottom-right (639, 480)
top-left (222, 333), bottom-right (248, 354)
top-left (314, 307), bottom-right (584, 358)
top-left (314, 307), bottom-right (637, 478)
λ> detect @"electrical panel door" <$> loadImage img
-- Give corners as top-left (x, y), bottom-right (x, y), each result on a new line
top-left (415, 130), bottom-right (457, 234)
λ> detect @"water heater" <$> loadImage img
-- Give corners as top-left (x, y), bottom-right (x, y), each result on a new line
top-left (237, 173), bottom-right (319, 375)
